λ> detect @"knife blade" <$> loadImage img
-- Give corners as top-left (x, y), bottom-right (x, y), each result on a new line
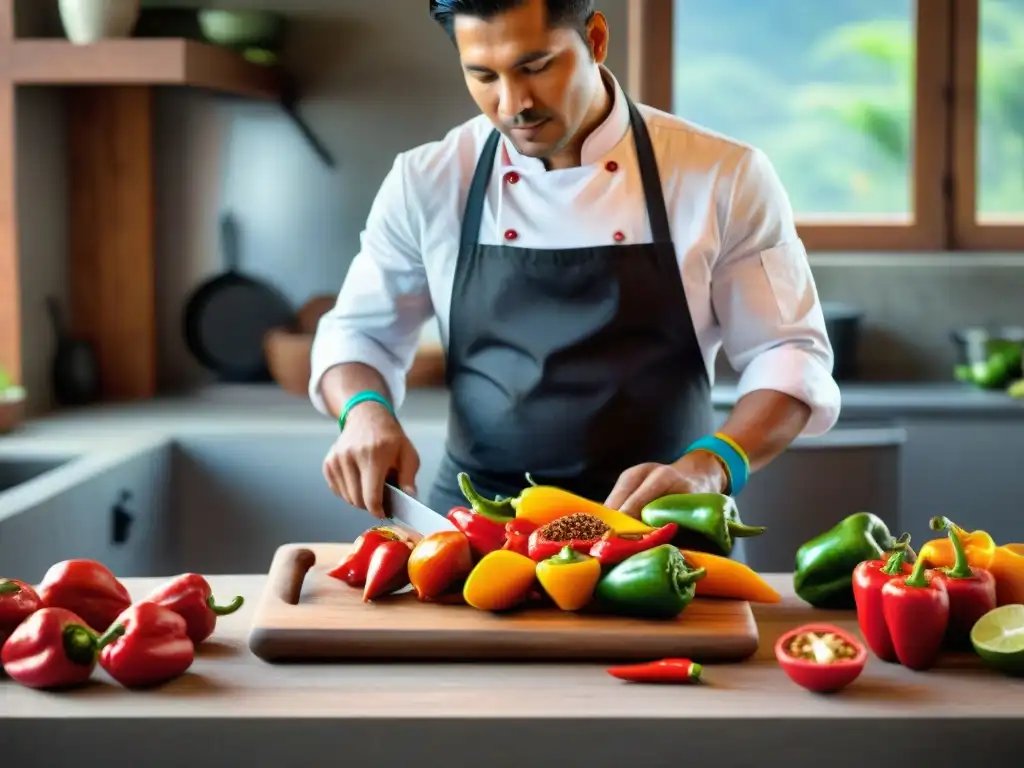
top-left (382, 483), bottom-right (458, 538)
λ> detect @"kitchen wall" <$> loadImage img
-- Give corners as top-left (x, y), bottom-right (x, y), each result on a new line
top-left (12, 0), bottom-right (1024, 415)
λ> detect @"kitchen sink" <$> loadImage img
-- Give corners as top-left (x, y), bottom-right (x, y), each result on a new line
top-left (0, 456), bottom-right (75, 493)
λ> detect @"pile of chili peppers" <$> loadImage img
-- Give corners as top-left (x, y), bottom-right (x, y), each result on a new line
top-left (853, 516), bottom-right (999, 670)
top-left (0, 559), bottom-right (245, 690)
top-left (326, 471), bottom-right (718, 617)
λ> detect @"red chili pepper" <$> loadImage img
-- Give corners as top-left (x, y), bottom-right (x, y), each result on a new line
top-left (881, 553), bottom-right (950, 670)
top-left (363, 540), bottom-right (413, 602)
top-left (98, 602), bottom-right (195, 688)
top-left (1, 607), bottom-right (114, 689)
top-left (502, 518), bottom-right (538, 557)
top-left (327, 527), bottom-right (400, 587)
top-left (527, 527), bottom-right (602, 562)
top-left (928, 516), bottom-right (998, 648)
top-left (142, 573), bottom-right (244, 645)
top-left (38, 559), bottom-right (132, 633)
top-left (606, 657), bottom-right (703, 684)
top-left (0, 578), bottom-right (42, 645)
top-left (589, 523), bottom-right (680, 566)
top-left (852, 536), bottom-right (913, 662)
top-left (446, 506), bottom-right (508, 557)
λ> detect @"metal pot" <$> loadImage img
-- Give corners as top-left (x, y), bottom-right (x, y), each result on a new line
top-left (822, 303), bottom-right (863, 381)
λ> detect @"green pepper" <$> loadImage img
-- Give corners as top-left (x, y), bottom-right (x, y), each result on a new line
top-left (456, 472), bottom-right (516, 523)
top-left (594, 544), bottom-right (706, 620)
top-left (639, 493), bottom-right (766, 557)
top-left (793, 512), bottom-right (913, 609)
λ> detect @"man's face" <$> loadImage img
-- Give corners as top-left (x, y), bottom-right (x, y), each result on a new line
top-left (453, 0), bottom-right (606, 159)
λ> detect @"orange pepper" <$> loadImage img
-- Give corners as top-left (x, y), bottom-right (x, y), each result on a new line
top-left (535, 546), bottom-right (602, 611)
top-left (919, 518), bottom-right (1024, 605)
top-left (511, 475), bottom-right (654, 535)
top-left (462, 550), bottom-right (537, 612)
top-left (988, 546), bottom-right (1024, 605)
top-left (680, 549), bottom-right (782, 604)
top-left (918, 519), bottom-right (997, 570)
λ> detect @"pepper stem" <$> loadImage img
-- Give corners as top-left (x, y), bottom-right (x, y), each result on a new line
top-left (903, 551), bottom-right (932, 588)
top-left (95, 623), bottom-right (126, 651)
top-left (932, 518), bottom-right (974, 579)
top-left (880, 547), bottom-right (908, 575)
top-left (550, 545), bottom-right (590, 565)
top-left (62, 624), bottom-right (99, 666)
top-left (727, 521), bottom-right (768, 539)
top-left (207, 594), bottom-right (245, 616)
top-left (0, 580), bottom-right (21, 594)
top-left (524, 473), bottom-right (538, 486)
top-left (456, 472), bottom-right (515, 522)
top-left (929, 516), bottom-right (966, 536)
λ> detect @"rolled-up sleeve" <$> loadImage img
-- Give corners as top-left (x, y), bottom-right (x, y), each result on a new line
top-left (711, 147), bottom-right (841, 436)
top-left (309, 153), bottom-right (434, 416)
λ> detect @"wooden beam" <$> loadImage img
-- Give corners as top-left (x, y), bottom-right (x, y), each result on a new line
top-left (0, 81), bottom-right (18, 385)
top-left (626, 0), bottom-right (672, 109)
top-left (950, 0), bottom-right (1024, 249)
top-left (67, 86), bottom-right (156, 401)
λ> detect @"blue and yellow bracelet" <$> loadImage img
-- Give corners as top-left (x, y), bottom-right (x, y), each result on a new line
top-left (685, 432), bottom-right (751, 496)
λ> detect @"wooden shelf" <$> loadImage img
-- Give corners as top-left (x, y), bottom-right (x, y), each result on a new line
top-left (4, 39), bottom-right (283, 99)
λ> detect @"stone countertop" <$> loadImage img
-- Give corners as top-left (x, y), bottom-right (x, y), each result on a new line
top-left (1, 574), bottom-right (1020, 766)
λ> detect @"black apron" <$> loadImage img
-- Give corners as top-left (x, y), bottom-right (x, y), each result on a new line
top-left (427, 97), bottom-right (713, 514)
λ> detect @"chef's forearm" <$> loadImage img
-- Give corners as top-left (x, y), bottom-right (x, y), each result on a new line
top-left (320, 363), bottom-right (394, 419)
top-left (715, 389), bottom-right (811, 472)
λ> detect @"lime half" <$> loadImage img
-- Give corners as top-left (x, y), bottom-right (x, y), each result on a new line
top-left (971, 604), bottom-right (1024, 676)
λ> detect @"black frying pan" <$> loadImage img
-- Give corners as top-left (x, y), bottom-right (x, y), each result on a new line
top-left (183, 212), bottom-right (296, 382)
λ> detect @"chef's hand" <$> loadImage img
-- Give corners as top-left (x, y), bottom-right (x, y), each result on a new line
top-left (605, 451), bottom-right (728, 519)
top-left (322, 404), bottom-right (420, 519)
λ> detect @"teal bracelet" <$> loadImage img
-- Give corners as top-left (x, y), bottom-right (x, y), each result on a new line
top-left (338, 390), bottom-right (395, 432)
top-left (685, 433), bottom-right (750, 496)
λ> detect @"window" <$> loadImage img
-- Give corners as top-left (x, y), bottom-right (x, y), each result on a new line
top-left (627, 0), bottom-right (1024, 251)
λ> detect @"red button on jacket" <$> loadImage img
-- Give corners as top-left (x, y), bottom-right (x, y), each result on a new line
top-left (504, 229), bottom-right (518, 241)
top-left (605, 160), bottom-right (619, 172)
top-left (504, 171), bottom-right (520, 184)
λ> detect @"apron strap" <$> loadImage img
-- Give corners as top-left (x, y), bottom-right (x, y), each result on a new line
top-left (458, 129), bottom-right (502, 261)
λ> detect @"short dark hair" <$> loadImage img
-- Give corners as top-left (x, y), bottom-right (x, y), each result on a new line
top-left (429, 0), bottom-right (595, 41)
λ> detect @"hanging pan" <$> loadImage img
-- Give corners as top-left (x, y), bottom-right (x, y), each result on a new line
top-left (183, 211), bottom-right (296, 382)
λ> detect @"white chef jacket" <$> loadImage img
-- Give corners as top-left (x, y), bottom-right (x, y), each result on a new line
top-left (310, 68), bottom-right (841, 437)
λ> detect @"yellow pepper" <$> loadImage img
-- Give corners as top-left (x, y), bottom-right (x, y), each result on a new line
top-left (920, 517), bottom-right (1024, 605)
top-left (680, 549), bottom-right (782, 604)
top-left (462, 550), bottom-right (537, 612)
top-left (536, 545), bottom-right (602, 611)
top-left (511, 475), bottom-right (654, 535)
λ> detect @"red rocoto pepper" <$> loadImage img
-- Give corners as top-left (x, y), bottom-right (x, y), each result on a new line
top-left (1, 607), bottom-right (114, 689)
top-left (327, 527), bottom-right (401, 587)
top-left (142, 573), bottom-right (244, 645)
top-left (99, 602), bottom-right (195, 688)
top-left (38, 559), bottom-right (132, 633)
top-left (881, 553), bottom-right (950, 670)
top-left (503, 518), bottom-right (538, 557)
top-left (446, 506), bottom-right (508, 557)
top-left (527, 526), bottom-right (602, 562)
top-left (363, 539), bottom-right (413, 602)
top-left (589, 523), bottom-right (680, 567)
top-left (606, 657), bottom-right (703, 684)
top-left (0, 578), bottom-right (42, 645)
top-left (928, 516), bottom-right (998, 648)
top-left (852, 535), bottom-right (913, 662)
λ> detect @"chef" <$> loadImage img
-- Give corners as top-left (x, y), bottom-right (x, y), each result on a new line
top-left (310, 0), bottom-right (841, 522)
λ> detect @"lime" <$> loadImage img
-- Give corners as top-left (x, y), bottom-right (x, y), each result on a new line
top-left (970, 604), bottom-right (1024, 676)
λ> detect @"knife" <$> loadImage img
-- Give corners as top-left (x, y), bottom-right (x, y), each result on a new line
top-left (382, 483), bottom-right (459, 538)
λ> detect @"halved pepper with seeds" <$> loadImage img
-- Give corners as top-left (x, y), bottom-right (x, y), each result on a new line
top-left (527, 514), bottom-right (611, 562)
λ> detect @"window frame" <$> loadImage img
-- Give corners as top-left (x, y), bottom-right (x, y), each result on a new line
top-left (626, 0), bottom-right (1021, 252)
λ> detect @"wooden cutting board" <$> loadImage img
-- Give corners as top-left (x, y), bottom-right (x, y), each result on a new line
top-left (248, 543), bottom-right (760, 663)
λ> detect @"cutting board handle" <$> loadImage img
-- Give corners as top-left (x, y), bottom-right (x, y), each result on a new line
top-left (271, 547), bottom-right (316, 605)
